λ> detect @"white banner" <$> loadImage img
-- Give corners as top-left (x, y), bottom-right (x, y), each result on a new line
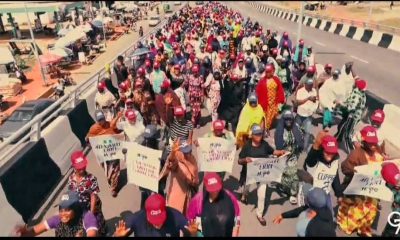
top-left (344, 162), bottom-right (394, 202)
top-left (246, 154), bottom-right (289, 185)
top-left (125, 142), bottom-right (161, 193)
top-left (197, 137), bottom-right (236, 173)
top-left (89, 134), bottom-right (125, 164)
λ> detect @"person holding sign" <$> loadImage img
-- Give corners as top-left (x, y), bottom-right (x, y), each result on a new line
top-left (337, 126), bottom-right (384, 237)
top-left (381, 162), bottom-right (400, 237)
top-left (238, 124), bottom-right (286, 226)
top-left (235, 93), bottom-right (265, 148)
top-left (274, 110), bottom-right (304, 205)
top-left (301, 134), bottom-right (342, 213)
top-left (194, 119), bottom-right (235, 179)
top-left (86, 110), bottom-right (121, 198)
top-left (160, 139), bottom-right (199, 215)
top-left (113, 194), bottom-right (197, 237)
top-left (187, 173), bottom-right (241, 237)
top-left (167, 106), bottom-right (194, 153)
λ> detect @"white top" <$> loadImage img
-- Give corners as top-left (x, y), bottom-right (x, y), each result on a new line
top-left (296, 88), bottom-right (318, 117)
top-left (318, 77), bottom-right (347, 110)
top-left (308, 159), bottom-right (339, 194)
top-left (95, 90), bottom-right (116, 109)
top-left (117, 120), bottom-right (145, 143)
top-left (233, 66), bottom-right (247, 79)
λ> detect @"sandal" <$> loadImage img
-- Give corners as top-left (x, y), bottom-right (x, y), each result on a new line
top-left (256, 216), bottom-right (267, 226)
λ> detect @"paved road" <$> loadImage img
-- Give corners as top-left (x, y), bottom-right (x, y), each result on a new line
top-left (225, 1), bottom-right (400, 106)
top-left (36, 2), bottom-right (396, 237)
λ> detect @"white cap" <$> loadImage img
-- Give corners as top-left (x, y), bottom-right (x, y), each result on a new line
top-left (262, 45), bottom-right (268, 51)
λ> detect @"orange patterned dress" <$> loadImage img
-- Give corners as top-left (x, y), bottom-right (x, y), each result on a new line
top-left (265, 79), bottom-right (279, 129)
top-left (337, 151), bottom-right (384, 237)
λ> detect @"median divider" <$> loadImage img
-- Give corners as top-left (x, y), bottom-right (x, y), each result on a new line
top-left (65, 100), bottom-right (95, 148)
top-left (42, 115), bottom-right (81, 175)
top-left (0, 138), bottom-right (61, 228)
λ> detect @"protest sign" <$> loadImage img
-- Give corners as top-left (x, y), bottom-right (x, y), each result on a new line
top-left (344, 162), bottom-right (394, 202)
top-left (245, 154), bottom-right (289, 185)
top-left (125, 142), bottom-right (162, 192)
top-left (89, 134), bottom-right (125, 164)
top-left (197, 137), bottom-right (236, 173)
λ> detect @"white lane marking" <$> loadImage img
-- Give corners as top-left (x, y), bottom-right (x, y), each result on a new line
top-left (314, 41), bottom-right (326, 47)
top-left (350, 55), bottom-right (369, 64)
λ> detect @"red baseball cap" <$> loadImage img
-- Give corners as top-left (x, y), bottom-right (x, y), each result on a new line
top-left (204, 172), bottom-right (223, 193)
top-left (161, 79), bottom-right (171, 89)
top-left (97, 82), bottom-right (105, 91)
top-left (265, 64), bottom-right (274, 74)
top-left (145, 194), bottom-right (167, 226)
top-left (125, 110), bottom-right (137, 121)
top-left (307, 66), bottom-right (315, 74)
top-left (325, 63), bottom-right (333, 69)
top-left (381, 163), bottom-right (400, 186)
top-left (360, 125), bottom-right (378, 144)
top-left (321, 135), bottom-right (338, 154)
top-left (153, 61), bottom-right (160, 69)
top-left (192, 65), bottom-right (199, 73)
top-left (174, 106), bottom-right (185, 116)
top-left (70, 151), bottom-right (88, 170)
top-left (174, 64), bottom-right (180, 70)
top-left (137, 67), bottom-right (145, 76)
top-left (212, 120), bottom-right (225, 132)
top-left (145, 59), bottom-right (151, 67)
top-left (355, 79), bottom-right (367, 91)
top-left (371, 109), bottom-right (385, 124)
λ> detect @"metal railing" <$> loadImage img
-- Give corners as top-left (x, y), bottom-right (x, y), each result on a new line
top-left (0, 3), bottom-right (187, 165)
top-left (255, 2), bottom-right (400, 35)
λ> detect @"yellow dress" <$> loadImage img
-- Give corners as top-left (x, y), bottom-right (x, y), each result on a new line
top-left (265, 79), bottom-right (279, 130)
top-left (337, 152), bottom-right (384, 236)
top-left (235, 102), bottom-right (265, 148)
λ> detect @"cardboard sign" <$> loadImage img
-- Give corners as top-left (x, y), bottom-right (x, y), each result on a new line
top-left (344, 162), bottom-right (394, 202)
top-left (246, 154), bottom-right (289, 185)
top-left (89, 134), bottom-right (125, 163)
top-left (125, 142), bottom-right (161, 192)
top-left (197, 137), bottom-right (236, 173)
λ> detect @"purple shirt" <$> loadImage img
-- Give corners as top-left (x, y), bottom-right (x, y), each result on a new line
top-left (45, 211), bottom-right (98, 233)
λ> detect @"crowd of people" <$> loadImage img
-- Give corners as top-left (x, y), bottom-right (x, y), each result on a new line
top-left (14, 2), bottom-right (400, 237)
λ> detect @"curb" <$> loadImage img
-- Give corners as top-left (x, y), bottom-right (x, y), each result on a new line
top-left (248, 2), bottom-right (400, 53)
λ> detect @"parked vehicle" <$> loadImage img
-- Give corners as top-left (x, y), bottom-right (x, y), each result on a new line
top-left (148, 16), bottom-right (161, 27)
top-left (0, 99), bottom-right (56, 143)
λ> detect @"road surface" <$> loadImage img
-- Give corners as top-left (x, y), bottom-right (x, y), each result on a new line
top-left (35, 1), bottom-right (397, 237)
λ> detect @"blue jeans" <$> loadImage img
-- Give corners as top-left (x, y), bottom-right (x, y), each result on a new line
top-left (296, 115), bottom-right (313, 152)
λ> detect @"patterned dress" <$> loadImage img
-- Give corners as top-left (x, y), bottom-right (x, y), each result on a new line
top-left (265, 79), bottom-right (279, 129)
top-left (279, 129), bottom-right (300, 197)
top-left (337, 152), bottom-right (383, 236)
top-left (67, 173), bottom-right (106, 236)
top-left (204, 75), bottom-right (221, 122)
top-left (186, 75), bottom-right (204, 126)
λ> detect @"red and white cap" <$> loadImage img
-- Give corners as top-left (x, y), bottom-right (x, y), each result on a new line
top-left (70, 151), bottom-right (88, 170)
top-left (212, 120), bottom-right (225, 132)
top-left (360, 125), bottom-right (378, 144)
top-left (145, 194), bottom-right (167, 226)
top-left (371, 109), bottom-right (385, 124)
top-left (125, 110), bottom-right (137, 121)
top-left (204, 172), bottom-right (223, 193)
top-left (321, 135), bottom-right (338, 155)
top-left (174, 106), bottom-right (185, 116)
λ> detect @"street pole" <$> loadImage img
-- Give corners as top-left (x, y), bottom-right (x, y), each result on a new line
top-left (368, 1), bottom-right (373, 28)
top-left (100, 1), bottom-right (107, 48)
top-left (297, 1), bottom-right (305, 44)
top-left (24, 3), bottom-right (47, 86)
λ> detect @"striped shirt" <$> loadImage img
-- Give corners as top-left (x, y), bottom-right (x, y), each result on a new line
top-left (167, 119), bottom-right (193, 150)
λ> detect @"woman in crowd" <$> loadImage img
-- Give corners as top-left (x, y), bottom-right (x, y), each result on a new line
top-left (68, 151), bottom-right (106, 236)
top-left (14, 191), bottom-right (98, 237)
top-left (256, 64), bottom-right (285, 131)
top-left (86, 110), bottom-right (121, 197)
top-left (274, 110), bottom-right (303, 204)
top-left (338, 126), bottom-right (385, 237)
top-left (235, 93), bottom-right (265, 148)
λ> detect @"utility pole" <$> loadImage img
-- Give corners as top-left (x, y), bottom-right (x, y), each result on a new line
top-left (24, 3), bottom-right (47, 86)
top-left (297, 1), bottom-right (305, 44)
top-left (368, 1), bottom-right (373, 28)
